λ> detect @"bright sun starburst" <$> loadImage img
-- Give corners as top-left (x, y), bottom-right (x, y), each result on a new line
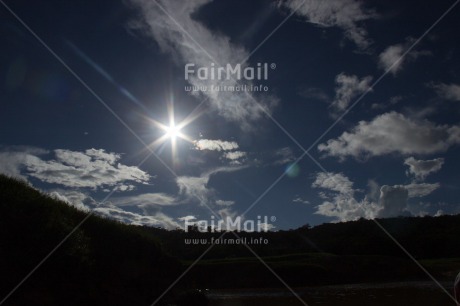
top-left (164, 122), bottom-right (181, 140)
top-left (145, 99), bottom-right (202, 166)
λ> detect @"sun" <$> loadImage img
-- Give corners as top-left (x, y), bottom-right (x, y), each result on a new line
top-left (143, 98), bottom-right (203, 166)
top-left (164, 123), bottom-right (181, 140)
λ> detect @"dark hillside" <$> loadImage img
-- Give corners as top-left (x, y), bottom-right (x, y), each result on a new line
top-left (0, 175), bottom-right (180, 306)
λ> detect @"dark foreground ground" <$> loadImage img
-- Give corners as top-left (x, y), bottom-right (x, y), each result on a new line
top-left (207, 281), bottom-right (456, 306)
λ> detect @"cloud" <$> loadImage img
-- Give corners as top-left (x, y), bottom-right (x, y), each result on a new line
top-left (292, 196), bottom-right (310, 204)
top-left (404, 157), bottom-right (444, 180)
top-left (273, 147), bottom-right (296, 165)
top-left (176, 166), bottom-right (243, 207)
top-left (111, 193), bottom-right (177, 207)
top-left (318, 112), bottom-right (460, 159)
top-left (377, 185), bottom-right (409, 218)
top-left (312, 172), bottom-right (378, 221)
top-left (331, 73), bottom-right (373, 114)
top-left (178, 215), bottom-right (197, 222)
top-left (194, 139), bottom-right (239, 151)
top-left (378, 38), bottom-right (431, 75)
top-left (404, 182), bottom-right (440, 198)
top-left (282, 0), bottom-right (376, 49)
top-left (312, 172), bottom-right (354, 195)
top-left (377, 183), bottom-right (439, 217)
top-left (223, 151), bottom-right (246, 161)
top-left (94, 205), bottom-right (181, 229)
top-left (129, 0), bottom-right (278, 129)
top-left (0, 146), bottom-right (48, 181)
top-left (312, 172), bottom-right (439, 221)
top-left (431, 82), bottom-right (460, 101)
top-left (49, 189), bottom-right (98, 212)
top-left (0, 148), bottom-right (151, 190)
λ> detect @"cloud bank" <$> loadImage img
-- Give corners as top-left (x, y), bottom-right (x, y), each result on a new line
top-left (312, 172), bottom-right (441, 222)
top-left (0, 148), bottom-right (151, 190)
top-left (319, 112), bottom-right (460, 159)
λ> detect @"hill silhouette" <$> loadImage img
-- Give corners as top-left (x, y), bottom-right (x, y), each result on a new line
top-left (0, 175), bottom-right (181, 305)
top-left (1, 174), bottom-right (460, 303)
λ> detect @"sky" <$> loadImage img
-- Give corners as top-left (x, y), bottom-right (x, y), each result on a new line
top-left (1, 0), bottom-right (460, 230)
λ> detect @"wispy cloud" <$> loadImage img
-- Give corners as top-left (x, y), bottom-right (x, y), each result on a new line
top-left (430, 82), bottom-right (460, 101)
top-left (312, 172), bottom-right (354, 195)
top-left (176, 166), bottom-right (243, 207)
top-left (0, 148), bottom-right (151, 190)
top-left (281, 0), bottom-right (377, 49)
top-left (94, 205), bottom-right (181, 229)
top-left (292, 196), bottom-right (310, 204)
top-left (272, 147), bottom-right (296, 165)
top-left (331, 73), bottom-right (372, 115)
top-left (319, 112), bottom-right (460, 159)
top-left (129, 0), bottom-right (278, 129)
top-left (49, 189), bottom-right (97, 212)
top-left (111, 193), bottom-right (178, 207)
top-left (404, 182), bottom-right (440, 198)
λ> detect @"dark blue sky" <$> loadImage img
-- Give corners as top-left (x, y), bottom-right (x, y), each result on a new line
top-left (1, 0), bottom-right (460, 230)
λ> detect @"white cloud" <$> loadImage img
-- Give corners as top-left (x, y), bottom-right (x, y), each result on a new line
top-left (312, 172), bottom-right (439, 221)
top-left (404, 157), bottom-right (444, 180)
top-left (194, 139), bottom-right (239, 151)
top-left (378, 38), bottom-right (430, 75)
top-left (111, 193), bottom-right (177, 207)
top-left (312, 172), bottom-right (354, 195)
top-left (431, 82), bottom-right (460, 101)
top-left (318, 112), bottom-right (460, 159)
top-left (331, 73), bottom-right (373, 113)
top-left (405, 182), bottom-right (440, 198)
top-left (178, 215), bottom-right (197, 222)
top-left (282, 0), bottom-right (376, 49)
top-left (0, 148), bottom-right (151, 190)
top-left (314, 196), bottom-right (377, 222)
top-left (312, 172), bottom-right (378, 221)
top-left (0, 147), bottom-right (48, 180)
top-left (49, 189), bottom-right (97, 212)
top-left (223, 151), bottom-right (246, 161)
top-left (129, 0), bottom-right (278, 129)
top-left (94, 206), bottom-right (181, 229)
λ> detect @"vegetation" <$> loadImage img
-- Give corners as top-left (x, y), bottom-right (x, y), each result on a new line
top-left (0, 175), bottom-right (180, 305)
top-left (1, 174), bottom-right (459, 304)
